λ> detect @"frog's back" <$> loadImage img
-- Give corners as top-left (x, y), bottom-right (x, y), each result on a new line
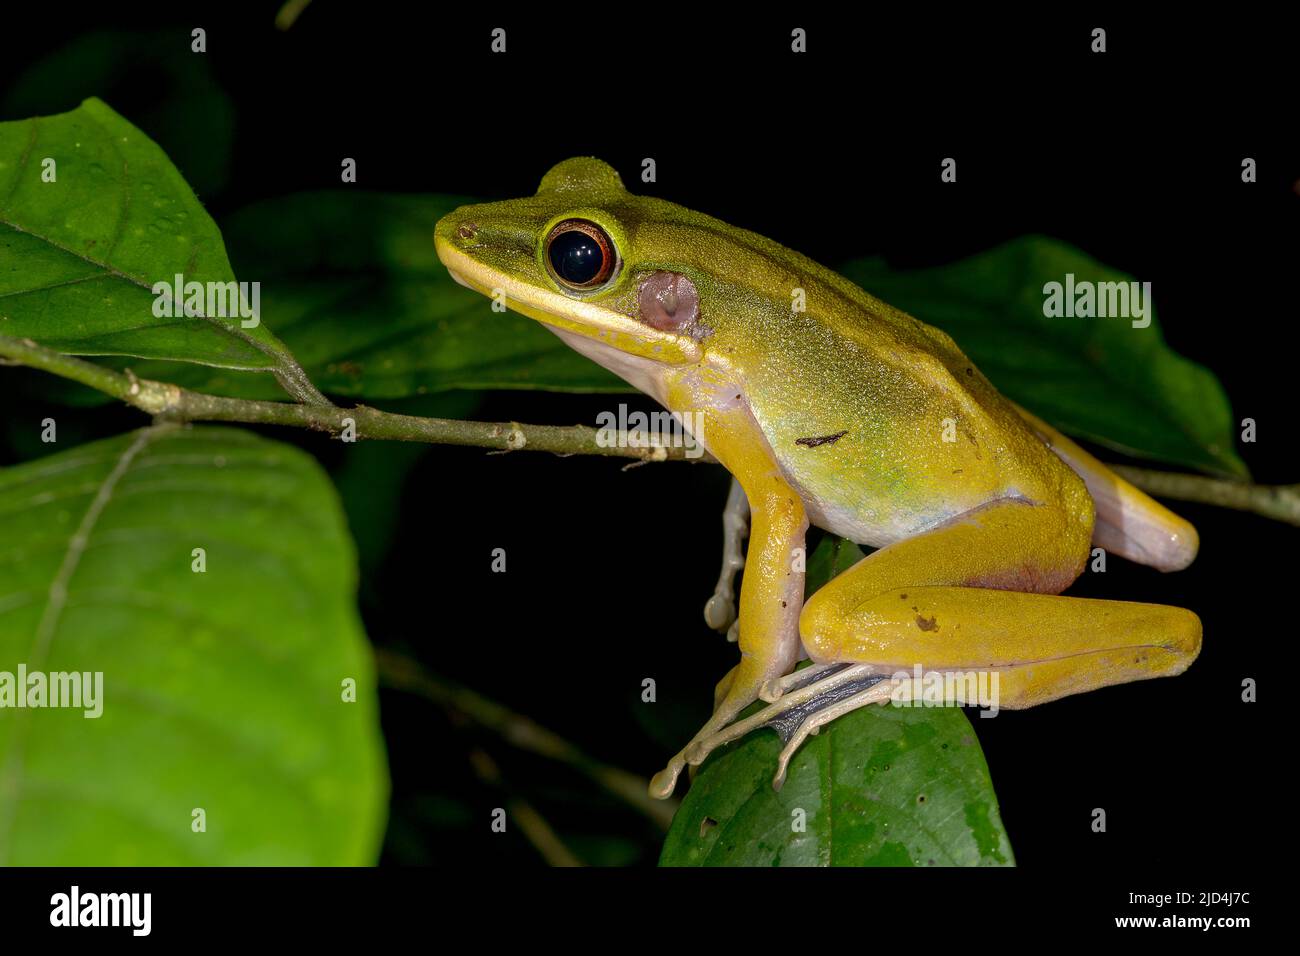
top-left (627, 196), bottom-right (1089, 548)
top-left (715, 268), bottom-right (1088, 550)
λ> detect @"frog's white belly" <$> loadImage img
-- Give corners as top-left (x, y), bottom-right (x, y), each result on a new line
top-left (790, 480), bottom-right (968, 551)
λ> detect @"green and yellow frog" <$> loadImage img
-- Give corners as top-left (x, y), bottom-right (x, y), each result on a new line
top-left (435, 158), bottom-right (1201, 800)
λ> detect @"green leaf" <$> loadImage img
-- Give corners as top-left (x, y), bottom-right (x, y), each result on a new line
top-left (2, 31), bottom-right (235, 197)
top-left (660, 536), bottom-right (1013, 867)
top-left (0, 425), bottom-right (387, 864)
top-left (107, 192), bottom-right (629, 400)
top-left (839, 237), bottom-right (1246, 478)
top-left (0, 99), bottom-right (321, 402)
top-left (659, 701), bottom-right (1014, 867)
top-left (805, 533), bottom-right (870, 590)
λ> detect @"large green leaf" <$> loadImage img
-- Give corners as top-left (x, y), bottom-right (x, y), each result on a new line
top-left (840, 238), bottom-right (1246, 477)
top-left (0, 425), bottom-right (386, 864)
top-left (660, 537), bottom-right (1012, 867)
top-left (0, 99), bottom-right (320, 402)
top-left (107, 192), bottom-right (628, 400)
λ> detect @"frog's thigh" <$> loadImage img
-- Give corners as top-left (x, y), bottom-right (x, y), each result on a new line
top-left (799, 498), bottom-right (1201, 706)
top-left (1010, 402), bottom-right (1198, 571)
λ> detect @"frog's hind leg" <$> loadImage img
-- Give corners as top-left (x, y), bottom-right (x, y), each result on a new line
top-left (680, 495), bottom-right (1202, 790)
top-left (702, 476), bottom-right (750, 640)
top-left (1010, 403), bottom-right (1199, 572)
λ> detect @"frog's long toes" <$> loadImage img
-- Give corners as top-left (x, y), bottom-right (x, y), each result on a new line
top-left (758, 660), bottom-right (836, 702)
top-left (662, 667), bottom-right (896, 794)
top-left (771, 767), bottom-right (789, 792)
top-left (765, 676), bottom-right (900, 791)
top-left (763, 671), bottom-right (891, 747)
top-left (772, 661), bottom-right (851, 699)
top-left (678, 665), bottom-right (877, 772)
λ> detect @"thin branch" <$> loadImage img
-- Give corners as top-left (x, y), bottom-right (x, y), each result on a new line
top-left (1113, 465), bottom-right (1300, 527)
top-left (376, 649), bottom-right (677, 830)
top-left (3, 334), bottom-right (1296, 527)
top-left (0, 334), bottom-right (700, 461)
top-left (274, 0), bottom-right (313, 30)
top-left (464, 745), bottom-right (583, 868)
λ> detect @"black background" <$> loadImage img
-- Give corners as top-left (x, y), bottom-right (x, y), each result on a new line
top-left (1, 1), bottom-right (1293, 885)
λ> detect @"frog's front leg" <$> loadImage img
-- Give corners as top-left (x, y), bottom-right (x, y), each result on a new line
top-left (649, 402), bottom-right (806, 799)
top-left (680, 492), bottom-right (1202, 791)
top-left (702, 476), bottom-right (749, 641)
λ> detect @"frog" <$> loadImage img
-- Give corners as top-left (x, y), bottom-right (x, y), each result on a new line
top-left (434, 157), bottom-right (1201, 801)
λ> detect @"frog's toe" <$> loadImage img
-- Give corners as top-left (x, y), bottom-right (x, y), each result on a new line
top-left (674, 664), bottom-right (894, 781)
top-left (760, 661), bottom-right (850, 702)
top-left (767, 675), bottom-right (898, 790)
top-left (703, 592), bottom-right (736, 631)
top-left (649, 759), bottom-right (686, 799)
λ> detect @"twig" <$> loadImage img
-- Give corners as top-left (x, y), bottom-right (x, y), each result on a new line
top-left (375, 649), bottom-right (677, 830)
top-left (0, 335), bottom-right (700, 462)
top-left (1113, 465), bottom-right (1300, 527)
top-left (464, 745), bottom-right (583, 868)
top-left (275, 0), bottom-right (313, 30)
top-left (2, 334), bottom-right (1295, 527)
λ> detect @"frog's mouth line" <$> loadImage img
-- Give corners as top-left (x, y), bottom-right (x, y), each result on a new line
top-left (435, 238), bottom-right (702, 365)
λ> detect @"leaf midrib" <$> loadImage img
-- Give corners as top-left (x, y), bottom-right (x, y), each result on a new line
top-left (0, 423), bottom-right (164, 865)
top-left (0, 110), bottom-right (293, 376)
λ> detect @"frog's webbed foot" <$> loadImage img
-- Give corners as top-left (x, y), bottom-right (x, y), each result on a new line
top-left (761, 668), bottom-right (898, 790)
top-left (702, 477), bottom-right (749, 639)
top-left (682, 664), bottom-right (899, 791)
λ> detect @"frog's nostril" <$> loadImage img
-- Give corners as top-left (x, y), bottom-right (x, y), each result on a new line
top-left (456, 222), bottom-right (478, 241)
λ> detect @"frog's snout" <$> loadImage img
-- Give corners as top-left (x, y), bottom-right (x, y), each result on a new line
top-left (433, 232), bottom-right (468, 289)
top-left (433, 214), bottom-right (471, 280)
top-left (434, 209), bottom-right (475, 247)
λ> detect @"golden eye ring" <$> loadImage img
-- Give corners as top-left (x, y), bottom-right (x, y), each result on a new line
top-left (544, 219), bottom-right (617, 290)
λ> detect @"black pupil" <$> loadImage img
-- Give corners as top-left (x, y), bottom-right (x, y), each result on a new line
top-left (549, 229), bottom-right (605, 285)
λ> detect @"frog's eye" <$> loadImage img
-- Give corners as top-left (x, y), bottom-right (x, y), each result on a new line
top-left (545, 219), bottom-right (617, 290)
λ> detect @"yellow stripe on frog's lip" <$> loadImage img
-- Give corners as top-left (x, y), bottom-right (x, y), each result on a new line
top-left (435, 238), bottom-right (702, 365)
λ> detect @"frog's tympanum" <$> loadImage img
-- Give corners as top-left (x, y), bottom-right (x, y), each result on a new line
top-left (435, 159), bottom-right (1201, 800)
